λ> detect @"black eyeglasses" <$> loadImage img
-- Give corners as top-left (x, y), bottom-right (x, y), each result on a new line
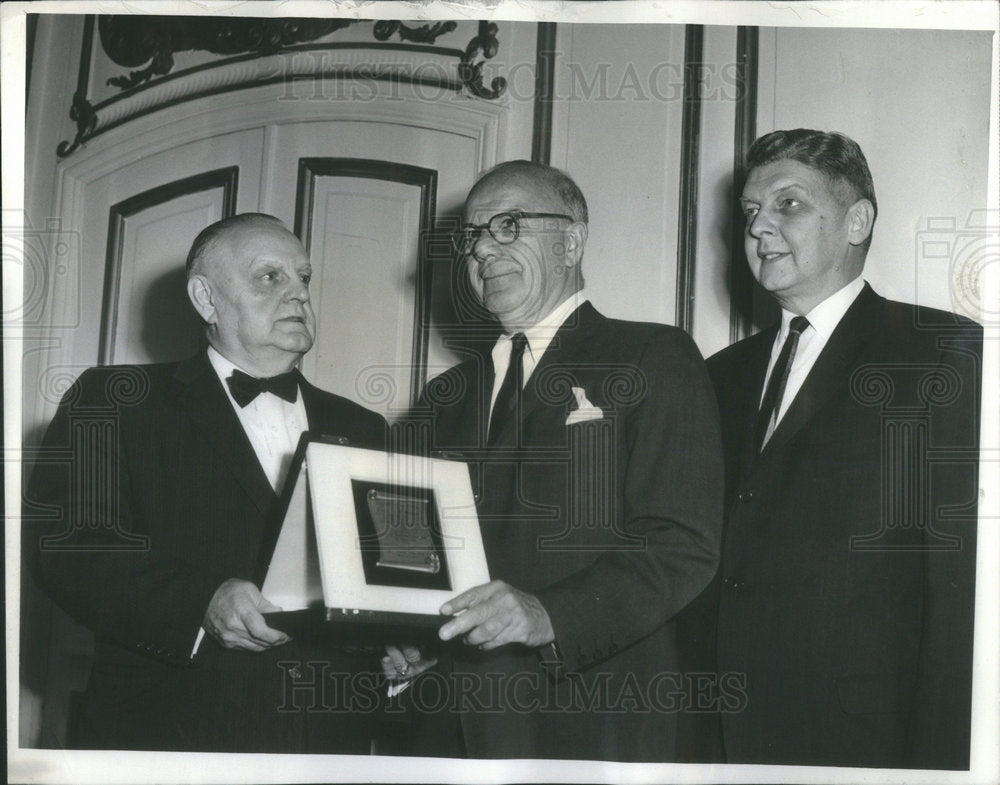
top-left (452, 211), bottom-right (574, 256)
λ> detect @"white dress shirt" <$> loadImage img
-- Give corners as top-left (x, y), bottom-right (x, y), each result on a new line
top-left (192, 346), bottom-right (309, 656)
top-left (488, 291), bottom-right (587, 425)
top-left (207, 346), bottom-right (309, 492)
top-left (759, 276), bottom-right (866, 445)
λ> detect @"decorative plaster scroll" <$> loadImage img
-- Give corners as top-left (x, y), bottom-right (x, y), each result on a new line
top-left (58, 16), bottom-right (508, 158)
top-left (373, 20), bottom-right (458, 45)
top-left (99, 17), bottom-right (358, 89)
top-left (459, 21), bottom-right (507, 100)
top-left (89, 49), bottom-right (467, 137)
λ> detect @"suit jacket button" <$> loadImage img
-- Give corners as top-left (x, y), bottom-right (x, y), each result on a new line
top-left (723, 577), bottom-right (742, 589)
top-left (337, 436), bottom-right (349, 445)
top-left (737, 490), bottom-right (754, 502)
top-left (473, 491), bottom-right (482, 503)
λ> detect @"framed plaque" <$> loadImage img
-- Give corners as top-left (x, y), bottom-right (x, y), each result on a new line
top-left (256, 433), bottom-right (489, 641)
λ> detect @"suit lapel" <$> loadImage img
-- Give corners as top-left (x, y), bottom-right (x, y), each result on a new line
top-left (759, 284), bottom-right (881, 459)
top-left (471, 364), bottom-right (494, 448)
top-left (298, 374), bottom-right (331, 433)
top-left (172, 352), bottom-right (276, 516)
top-left (526, 302), bottom-right (601, 417)
top-left (443, 347), bottom-right (492, 450)
top-left (737, 328), bottom-right (778, 474)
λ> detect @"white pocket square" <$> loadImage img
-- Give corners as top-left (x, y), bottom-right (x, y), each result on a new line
top-left (565, 386), bottom-right (604, 425)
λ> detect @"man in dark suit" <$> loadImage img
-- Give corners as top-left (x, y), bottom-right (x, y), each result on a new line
top-left (26, 213), bottom-right (386, 751)
top-left (385, 161), bottom-right (723, 760)
top-left (688, 130), bottom-right (981, 768)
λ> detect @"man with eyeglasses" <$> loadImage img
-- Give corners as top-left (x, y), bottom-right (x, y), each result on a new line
top-left (384, 160), bottom-right (723, 761)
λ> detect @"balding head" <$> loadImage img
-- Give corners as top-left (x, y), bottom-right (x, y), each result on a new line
top-left (185, 213), bottom-right (316, 376)
top-left (186, 213), bottom-right (287, 278)
top-left (462, 161), bottom-right (589, 332)
top-left (467, 160), bottom-right (589, 225)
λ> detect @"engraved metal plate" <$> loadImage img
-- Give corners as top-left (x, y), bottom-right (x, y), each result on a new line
top-left (367, 489), bottom-right (441, 573)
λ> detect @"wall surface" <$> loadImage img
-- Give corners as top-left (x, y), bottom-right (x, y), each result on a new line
top-left (757, 26), bottom-right (993, 319)
top-left (549, 23), bottom-right (687, 328)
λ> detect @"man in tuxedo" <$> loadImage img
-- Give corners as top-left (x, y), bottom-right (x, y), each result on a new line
top-left (690, 130), bottom-right (981, 768)
top-left (26, 213), bottom-right (387, 751)
top-left (385, 161), bottom-right (723, 760)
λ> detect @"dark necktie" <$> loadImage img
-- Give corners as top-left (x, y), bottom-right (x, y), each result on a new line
top-left (226, 369), bottom-right (299, 407)
top-left (488, 333), bottom-right (528, 446)
top-left (755, 315), bottom-right (810, 452)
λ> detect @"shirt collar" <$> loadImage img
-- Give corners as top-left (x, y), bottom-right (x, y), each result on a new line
top-left (206, 345), bottom-right (300, 391)
top-left (500, 290), bottom-right (587, 363)
top-left (207, 344), bottom-right (245, 384)
top-left (779, 276), bottom-right (865, 341)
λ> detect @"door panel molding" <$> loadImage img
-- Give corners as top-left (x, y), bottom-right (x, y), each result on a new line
top-left (99, 166), bottom-right (239, 365)
top-left (295, 157), bottom-right (438, 407)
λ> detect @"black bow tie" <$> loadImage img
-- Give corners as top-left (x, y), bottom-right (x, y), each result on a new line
top-left (226, 369), bottom-right (298, 407)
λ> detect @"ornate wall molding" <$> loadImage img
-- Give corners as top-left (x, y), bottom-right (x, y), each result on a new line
top-left (98, 17), bottom-right (358, 89)
top-left (59, 17), bottom-right (509, 158)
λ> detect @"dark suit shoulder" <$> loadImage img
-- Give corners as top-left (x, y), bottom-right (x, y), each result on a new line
top-left (305, 384), bottom-right (385, 425)
top-left (423, 356), bottom-right (481, 396)
top-left (601, 316), bottom-right (695, 347)
top-left (429, 360), bottom-right (477, 384)
top-left (417, 359), bottom-right (483, 418)
top-left (58, 362), bottom-right (179, 410)
top-left (708, 328), bottom-right (771, 367)
top-left (300, 380), bottom-right (388, 448)
top-left (565, 310), bottom-right (708, 372)
top-left (880, 298), bottom-right (983, 345)
top-left (707, 329), bottom-right (772, 389)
